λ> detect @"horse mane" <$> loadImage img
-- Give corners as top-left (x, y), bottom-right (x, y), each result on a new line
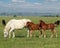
top-left (26, 22), bottom-right (35, 27)
top-left (27, 22), bottom-right (34, 24)
top-left (40, 20), bottom-right (46, 24)
top-left (27, 22), bottom-right (34, 26)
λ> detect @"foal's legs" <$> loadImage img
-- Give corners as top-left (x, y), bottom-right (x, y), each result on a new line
top-left (39, 30), bottom-right (43, 38)
top-left (50, 29), bottom-right (57, 38)
top-left (30, 30), bottom-right (33, 38)
top-left (44, 32), bottom-right (46, 38)
top-left (50, 29), bottom-right (54, 38)
top-left (54, 29), bottom-right (57, 38)
top-left (43, 30), bottom-right (46, 38)
top-left (27, 30), bottom-right (30, 37)
top-left (53, 29), bottom-right (57, 38)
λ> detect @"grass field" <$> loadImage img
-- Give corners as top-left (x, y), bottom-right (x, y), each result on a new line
top-left (0, 16), bottom-right (60, 48)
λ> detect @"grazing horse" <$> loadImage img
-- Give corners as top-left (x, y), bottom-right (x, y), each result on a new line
top-left (39, 20), bottom-right (58, 38)
top-left (2, 19), bottom-right (6, 26)
top-left (4, 19), bottom-right (31, 38)
top-left (26, 22), bottom-right (42, 38)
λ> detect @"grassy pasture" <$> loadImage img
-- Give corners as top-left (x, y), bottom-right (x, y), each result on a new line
top-left (0, 16), bottom-right (60, 48)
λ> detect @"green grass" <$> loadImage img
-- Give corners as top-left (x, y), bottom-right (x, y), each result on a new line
top-left (0, 16), bottom-right (60, 48)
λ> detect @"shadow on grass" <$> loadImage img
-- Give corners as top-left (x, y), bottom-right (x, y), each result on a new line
top-left (15, 35), bottom-right (25, 38)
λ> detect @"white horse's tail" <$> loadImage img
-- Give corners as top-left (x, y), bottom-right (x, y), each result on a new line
top-left (2, 19), bottom-right (6, 26)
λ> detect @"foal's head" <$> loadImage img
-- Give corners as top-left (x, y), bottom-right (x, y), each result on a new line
top-left (26, 22), bottom-right (34, 27)
top-left (39, 20), bottom-right (46, 25)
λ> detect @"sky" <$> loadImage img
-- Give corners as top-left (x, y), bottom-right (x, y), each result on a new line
top-left (0, 0), bottom-right (60, 13)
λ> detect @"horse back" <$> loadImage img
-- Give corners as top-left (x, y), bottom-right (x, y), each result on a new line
top-left (47, 23), bottom-right (55, 29)
top-left (29, 24), bottom-right (40, 30)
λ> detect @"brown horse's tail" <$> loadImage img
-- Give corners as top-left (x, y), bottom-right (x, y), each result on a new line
top-left (2, 19), bottom-right (6, 26)
top-left (54, 20), bottom-right (60, 26)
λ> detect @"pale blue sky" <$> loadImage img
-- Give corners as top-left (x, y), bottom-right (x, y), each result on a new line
top-left (0, 0), bottom-right (60, 13)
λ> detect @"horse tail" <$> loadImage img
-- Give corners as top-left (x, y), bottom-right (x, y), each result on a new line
top-left (2, 19), bottom-right (6, 26)
top-left (54, 20), bottom-right (60, 26)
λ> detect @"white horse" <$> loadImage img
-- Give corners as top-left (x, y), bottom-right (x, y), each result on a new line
top-left (4, 19), bottom-right (31, 38)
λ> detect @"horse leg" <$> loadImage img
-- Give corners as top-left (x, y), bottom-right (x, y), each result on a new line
top-left (50, 29), bottom-right (57, 38)
top-left (39, 30), bottom-right (43, 38)
top-left (12, 31), bottom-right (15, 38)
top-left (50, 29), bottom-right (54, 38)
top-left (9, 28), bottom-right (14, 38)
top-left (27, 30), bottom-right (30, 38)
top-left (30, 30), bottom-right (33, 38)
top-left (50, 34), bottom-right (54, 38)
top-left (43, 30), bottom-right (46, 38)
top-left (53, 29), bottom-right (57, 38)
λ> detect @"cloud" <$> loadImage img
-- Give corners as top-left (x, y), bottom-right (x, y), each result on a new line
top-left (0, 0), bottom-right (60, 13)
top-left (12, 0), bottom-right (25, 2)
top-left (46, 0), bottom-right (58, 2)
top-left (34, 2), bottom-right (42, 5)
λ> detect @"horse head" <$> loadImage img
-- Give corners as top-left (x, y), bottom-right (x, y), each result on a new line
top-left (4, 29), bottom-right (8, 38)
top-left (39, 20), bottom-right (47, 28)
top-left (39, 20), bottom-right (46, 26)
top-left (26, 22), bottom-right (34, 27)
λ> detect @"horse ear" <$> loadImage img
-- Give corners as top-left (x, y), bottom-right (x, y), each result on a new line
top-left (27, 22), bottom-right (30, 24)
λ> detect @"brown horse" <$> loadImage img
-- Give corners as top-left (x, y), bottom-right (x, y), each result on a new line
top-left (39, 20), bottom-right (57, 38)
top-left (26, 22), bottom-right (42, 38)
